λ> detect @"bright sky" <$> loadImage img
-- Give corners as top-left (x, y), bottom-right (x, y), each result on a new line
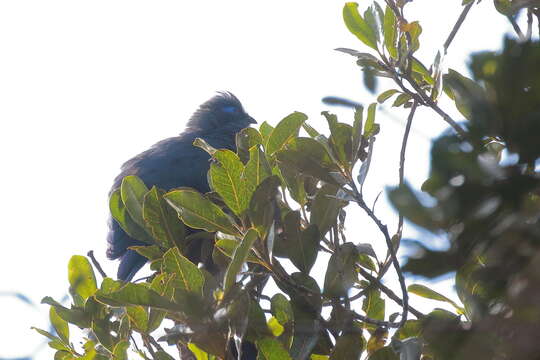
top-left (0, 1), bottom-right (518, 359)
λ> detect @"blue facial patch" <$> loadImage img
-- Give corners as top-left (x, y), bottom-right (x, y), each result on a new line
top-left (222, 105), bottom-right (238, 113)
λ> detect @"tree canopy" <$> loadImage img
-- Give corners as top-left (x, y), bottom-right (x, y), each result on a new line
top-left (35, 1), bottom-right (540, 359)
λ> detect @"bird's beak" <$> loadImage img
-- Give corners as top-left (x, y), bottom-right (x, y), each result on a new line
top-left (247, 115), bottom-right (257, 124)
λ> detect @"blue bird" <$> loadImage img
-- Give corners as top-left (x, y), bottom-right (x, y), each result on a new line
top-left (107, 92), bottom-right (256, 281)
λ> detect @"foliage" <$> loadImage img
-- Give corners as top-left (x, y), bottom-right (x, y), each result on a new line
top-left (35, 1), bottom-right (540, 359)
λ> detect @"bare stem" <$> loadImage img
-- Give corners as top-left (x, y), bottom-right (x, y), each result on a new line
top-left (444, 2), bottom-right (475, 54)
top-left (527, 8), bottom-right (533, 40)
top-left (379, 101), bottom-right (419, 278)
top-left (87, 250), bottom-right (108, 279)
top-left (397, 100), bottom-right (418, 235)
top-left (349, 177), bottom-right (409, 328)
top-left (508, 15), bottom-right (526, 41)
top-left (357, 266), bottom-right (424, 319)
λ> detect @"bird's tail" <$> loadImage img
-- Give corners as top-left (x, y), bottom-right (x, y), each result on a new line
top-left (117, 249), bottom-right (148, 281)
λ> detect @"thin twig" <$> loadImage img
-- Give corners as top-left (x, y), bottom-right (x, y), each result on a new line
top-left (380, 101), bottom-right (419, 279)
top-left (404, 73), bottom-right (468, 138)
top-left (527, 8), bottom-right (533, 40)
top-left (535, 9), bottom-right (540, 38)
top-left (508, 15), bottom-right (526, 41)
top-left (131, 335), bottom-right (150, 360)
top-left (398, 100), bottom-right (418, 233)
top-left (359, 197), bottom-right (408, 326)
top-left (357, 266), bottom-right (424, 319)
top-left (443, 1), bottom-right (475, 54)
top-left (350, 184), bottom-right (409, 328)
top-left (87, 250), bottom-right (108, 278)
top-left (353, 313), bottom-right (401, 328)
top-left (142, 334), bottom-right (157, 357)
top-left (147, 335), bottom-right (166, 353)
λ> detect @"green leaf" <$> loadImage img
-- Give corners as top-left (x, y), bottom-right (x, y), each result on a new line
top-left (223, 229), bottom-right (259, 292)
top-left (330, 331), bottom-right (364, 360)
top-left (162, 247), bottom-right (205, 295)
top-left (41, 296), bottom-right (91, 328)
top-left (394, 320), bottom-right (422, 340)
top-left (215, 238), bottom-right (261, 264)
top-left (283, 211), bottom-right (320, 273)
top-left (259, 121), bottom-right (275, 148)
top-left (364, 103), bottom-right (379, 138)
top-left (187, 343), bottom-right (213, 360)
top-left (49, 307), bottom-right (69, 344)
top-left (143, 186), bottom-right (185, 249)
top-left (244, 145), bottom-right (272, 200)
top-left (392, 93), bottom-right (412, 107)
top-left (236, 127), bottom-right (263, 162)
top-left (343, 2), bottom-right (378, 50)
top-left (110, 189), bottom-right (154, 244)
top-left (112, 340), bottom-right (130, 360)
top-left (323, 243), bottom-right (359, 298)
top-left (310, 184), bottom-right (346, 237)
top-left (32, 327), bottom-right (67, 348)
top-left (323, 112), bottom-right (354, 170)
top-left (364, 5), bottom-right (381, 44)
top-left (54, 351), bottom-right (75, 360)
top-left (362, 289), bottom-right (385, 321)
top-left (68, 256), bottom-right (97, 302)
top-left (91, 318), bottom-right (116, 351)
top-left (377, 89), bottom-right (400, 104)
top-left (388, 184), bottom-right (441, 231)
top-left (126, 305), bottom-right (149, 332)
top-left (278, 162), bottom-right (307, 206)
top-left (289, 303), bottom-right (322, 359)
top-left (493, 0), bottom-right (513, 15)
top-left (248, 175), bottom-right (281, 237)
top-left (267, 112), bottom-right (308, 155)
top-left (405, 21), bottom-right (422, 53)
top-left (95, 282), bottom-right (180, 312)
top-left (130, 245), bottom-right (164, 260)
top-left (271, 294), bottom-right (294, 326)
top-left (165, 189), bottom-right (238, 235)
top-left (368, 346), bottom-right (399, 360)
top-left (383, 5), bottom-right (397, 58)
top-left (408, 283), bottom-right (464, 313)
top-left (443, 68), bottom-right (486, 120)
top-left (256, 337), bottom-right (292, 360)
top-left (120, 175), bottom-right (150, 229)
top-left (302, 122), bottom-right (321, 138)
top-left (276, 137), bottom-right (341, 185)
top-left (210, 149), bottom-right (248, 215)
top-left (412, 58), bottom-right (435, 85)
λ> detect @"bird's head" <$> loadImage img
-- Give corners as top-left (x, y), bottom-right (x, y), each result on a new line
top-left (186, 92), bottom-right (256, 134)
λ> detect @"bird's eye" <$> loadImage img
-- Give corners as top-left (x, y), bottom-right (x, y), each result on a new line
top-left (222, 105), bottom-right (238, 113)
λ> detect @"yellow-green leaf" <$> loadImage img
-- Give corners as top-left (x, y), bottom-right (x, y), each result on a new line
top-left (343, 3), bottom-right (378, 50)
top-left (164, 189), bottom-right (238, 235)
top-left (68, 255), bottom-right (97, 302)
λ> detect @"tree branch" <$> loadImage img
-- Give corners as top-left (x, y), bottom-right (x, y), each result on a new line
top-left (444, 1), bottom-right (475, 54)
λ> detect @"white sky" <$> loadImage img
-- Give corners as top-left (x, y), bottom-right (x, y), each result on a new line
top-left (0, 1), bottom-right (519, 359)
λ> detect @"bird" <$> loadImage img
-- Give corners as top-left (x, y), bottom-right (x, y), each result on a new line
top-left (107, 92), bottom-right (256, 281)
